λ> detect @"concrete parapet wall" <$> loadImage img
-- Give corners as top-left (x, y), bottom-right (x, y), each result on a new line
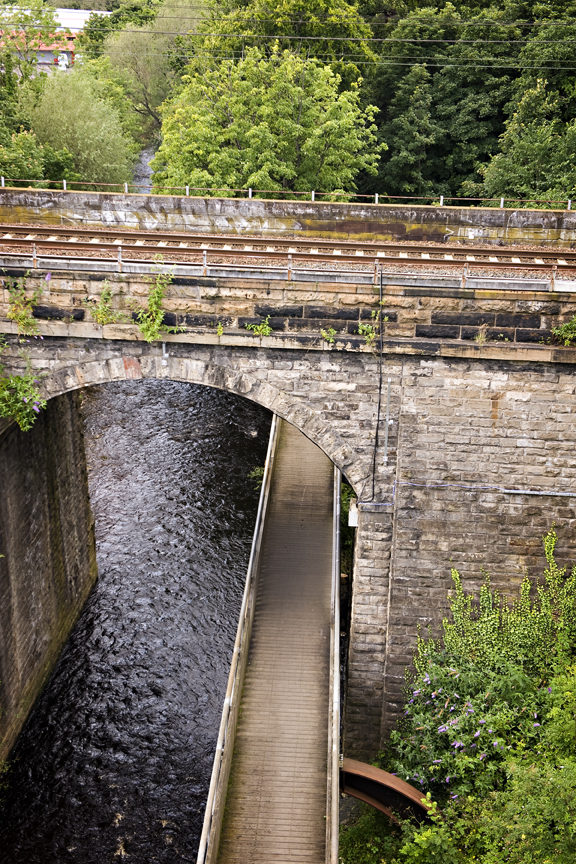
top-left (2, 189), bottom-right (576, 247)
top-left (0, 392), bottom-right (98, 760)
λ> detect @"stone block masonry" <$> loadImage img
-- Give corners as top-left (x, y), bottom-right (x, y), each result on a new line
top-left (0, 392), bottom-right (98, 760)
top-left (2, 267), bottom-right (576, 351)
top-left (1, 332), bottom-right (575, 761)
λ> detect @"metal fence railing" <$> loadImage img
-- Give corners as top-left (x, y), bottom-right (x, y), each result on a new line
top-left (0, 176), bottom-right (574, 211)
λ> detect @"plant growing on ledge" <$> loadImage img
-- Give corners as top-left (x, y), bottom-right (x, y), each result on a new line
top-left (133, 257), bottom-right (182, 343)
top-left (5, 272), bottom-right (42, 337)
top-left (0, 343), bottom-right (46, 431)
top-left (553, 315), bottom-right (576, 347)
top-left (358, 322), bottom-right (376, 346)
top-left (83, 282), bottom-right (127, 326)
top-left (245, 315), bottom-right (273, 338)
top-left (321, 326), bottom-right (337, 345)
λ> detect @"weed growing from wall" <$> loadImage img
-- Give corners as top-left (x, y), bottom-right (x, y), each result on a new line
top-left (5, 273), bottom-right (42, 337)
top-left (321, 327), bottom-right (337, 345)
top-left (0, 342), bottom-right (46, 430)
top-left (83, 282), bottom-right (127, 326)
top-left (133, 258), bottom-right (181, 343)
top-left (553, 315), bottom-right (576, 346)
top-left (245, 315), bottom-right (273, 338)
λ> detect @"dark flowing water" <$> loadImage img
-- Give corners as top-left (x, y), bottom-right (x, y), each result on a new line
top-left (0, 380), bottom-right (271, 863)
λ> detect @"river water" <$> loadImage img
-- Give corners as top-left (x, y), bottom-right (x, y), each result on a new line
top-left (0, 380), bottom-right (271, 863)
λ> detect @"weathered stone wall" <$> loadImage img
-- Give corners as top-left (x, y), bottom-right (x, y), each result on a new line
top-left (0, 392), bottom-right (97, 760)
top-left (0, 335), bottom-right (574, 760)
top-left (1, 188), bottom-right (576, 246)
top-left (2, 266), bottom-right (576, 350)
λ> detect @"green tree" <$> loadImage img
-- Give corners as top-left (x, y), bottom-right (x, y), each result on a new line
top-left (152, 47), bottom-right (382, 195)
top-left (0, 0), bottom-right (68, 80)
top-left (378, 65), bottom-right (442, 196)
top-left (30, 71), bottom-right (136, 187)
top-left (192, 0), bottom-right (376, 86)
top-left (78, 0), bottom-right (162, 58)
top-left (479, 80), bottom-right (576, 204)
top-left (100, 0), bottom-right (206, 139)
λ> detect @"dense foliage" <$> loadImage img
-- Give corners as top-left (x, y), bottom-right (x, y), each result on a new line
top-left (152, 47), bottom-right (381, 194)
top-left (4, 0), bottom-right (576, 199)
top-left (340, 528), bottom-right (576, 863)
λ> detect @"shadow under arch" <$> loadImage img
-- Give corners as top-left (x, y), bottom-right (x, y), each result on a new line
top-left (39, 351), bottom-right (365, 491)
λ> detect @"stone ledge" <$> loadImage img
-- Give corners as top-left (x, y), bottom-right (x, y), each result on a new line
top-left (2, 318), bottom-right (576, 364)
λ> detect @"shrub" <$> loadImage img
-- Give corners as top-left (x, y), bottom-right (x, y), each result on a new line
top-left (341, 528), bottom-right (576, 864)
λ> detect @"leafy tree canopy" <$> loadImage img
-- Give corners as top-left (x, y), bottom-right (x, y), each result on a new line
top-left (190, 0), bottom-right (376, 88)
top-left (152, 47), bottom-right (382, 195)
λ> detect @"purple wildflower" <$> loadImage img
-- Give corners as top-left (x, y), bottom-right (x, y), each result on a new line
top-left (432, 759), bottom-right (442, 764)
top-left (548, 687), bottom-right (552, 693)
top-left (534, 723), bottom-right (540, 727)
top-left (445, 777), bottom-right (450, 783)
top-left (479, 720), bottom-right (486, 724)
top-left (474, 731), bottom-right (481, 738)
top-left (32, 405), bottom-right (40, 413)
top-left (45, 272), bottom-right (51, 281)
top-left (480, 754), bottom-right (486, 760)
top-left (451, 795), bottom-right (458, 799)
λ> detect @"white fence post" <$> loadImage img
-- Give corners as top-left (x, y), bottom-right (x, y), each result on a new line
top-left (439, 195), bottom-right (444, 206)
top-left (1, 177), bottom-right (4, 188)
top-left (186, 186), bottom-right (190, 196)
top-left (500, 197), bottom-right (504, 208)
top-left (248, 188), bottom-right (252, 199)
top-left (311, 190), bottom-right (315, 201)
top-left (63, 179), bottom-right (66, 191)
top-left (375, 193), bottom-right (378, 204)
top-left (124, 182), bottom-right (128, 194)
top-left (568, 200), bottom-right (572, 211)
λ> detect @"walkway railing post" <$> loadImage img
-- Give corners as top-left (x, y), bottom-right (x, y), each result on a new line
top-left (311, 190), bottom-right (315, 201)
top-left (117, 245), bottom-right (122, 272)
top-left (202, 249), bottom-right (207, 276)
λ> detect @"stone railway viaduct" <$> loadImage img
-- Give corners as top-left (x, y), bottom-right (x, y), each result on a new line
top-left (2, 191), bottom-right (576, 763)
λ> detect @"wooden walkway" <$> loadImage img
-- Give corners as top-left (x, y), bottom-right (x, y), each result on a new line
top-left (216, 420), bottom-right (334, 864)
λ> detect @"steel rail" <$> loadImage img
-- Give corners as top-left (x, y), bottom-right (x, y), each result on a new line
top-left (1, 225), bottom-right (576, 271)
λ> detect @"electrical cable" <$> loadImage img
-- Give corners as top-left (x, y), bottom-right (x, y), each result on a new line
top-left (370, 265), bottom-right (384, 502)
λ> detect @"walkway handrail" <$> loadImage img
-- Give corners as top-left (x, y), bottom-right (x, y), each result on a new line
top-left (326, 466), bottom-right (342, 864)
top-left (196, 413), bottom-right (280, 864)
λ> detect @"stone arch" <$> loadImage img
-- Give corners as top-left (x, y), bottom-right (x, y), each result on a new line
top-left (40, 350), bottom-right (365, 487)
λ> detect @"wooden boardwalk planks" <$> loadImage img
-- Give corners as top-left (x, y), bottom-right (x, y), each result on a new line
top-left (217, 420), bottom-right (334, 864)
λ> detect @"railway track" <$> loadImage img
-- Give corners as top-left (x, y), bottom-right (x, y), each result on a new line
top-left (0, 224), bottom-right (575, 274)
